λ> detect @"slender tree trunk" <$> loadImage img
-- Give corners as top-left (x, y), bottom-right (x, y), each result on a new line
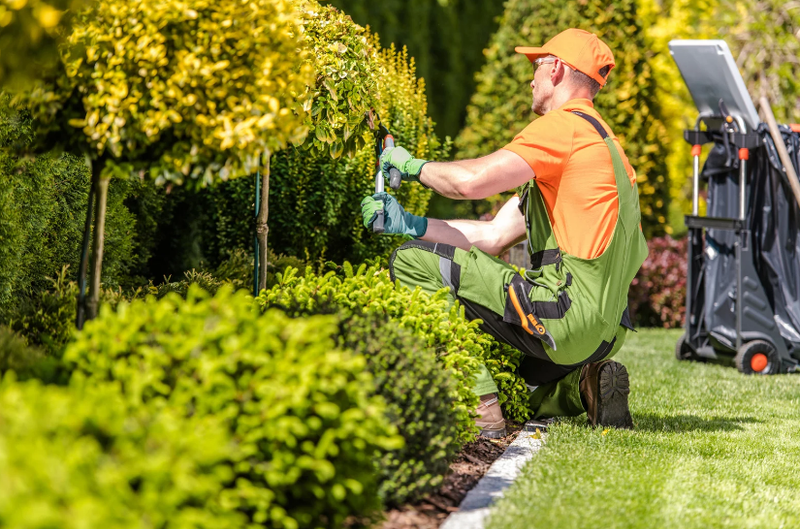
top-left (75, 173), bottom-right (95, 330)
top-left (256, 151), bottom-right (271, 293)
top-left (86, 163), bottom-right (109, 321)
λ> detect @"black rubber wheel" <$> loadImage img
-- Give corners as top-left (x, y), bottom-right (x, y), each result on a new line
top-left (735, 340), bottom-right (780, 375)
top-left (675, 333), bottom-right (693, 361)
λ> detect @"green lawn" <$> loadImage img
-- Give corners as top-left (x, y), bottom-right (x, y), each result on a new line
top-left (487, 329), bottom-right (800, 529)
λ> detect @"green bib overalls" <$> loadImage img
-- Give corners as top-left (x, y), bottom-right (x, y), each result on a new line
top-left (390, 111), bottom-right (648, 418)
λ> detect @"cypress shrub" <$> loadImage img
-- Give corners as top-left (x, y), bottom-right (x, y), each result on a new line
top-left (64, 286), bottom-right (399, 528)
top-left (0, 376), bottom-right (243, 529)
top-left (455, 0), bottom-right (671, 238)
top-left (0, 97), bottom-right (167, 317)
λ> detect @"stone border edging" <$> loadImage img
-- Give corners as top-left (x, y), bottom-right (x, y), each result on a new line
top-left (440, 428), bottom-right (545, 529)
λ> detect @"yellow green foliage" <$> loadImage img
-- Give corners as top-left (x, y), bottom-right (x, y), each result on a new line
top-left (198, 38), bottom-right (448, 264)
top-left (65, 286), bottom-right (399, 528)
top-left (643, 0), bottom-right (800, 232)
top-left (456, 0), bottom-right (672, 238)
top-left (13, 0), bottom-right (313, 185)
top-left (298, 0), bottom-right (380, 159)
top-left (0, 376), bottom-right (244, 529)
top-left (0, 0), bottom-right (86, 88)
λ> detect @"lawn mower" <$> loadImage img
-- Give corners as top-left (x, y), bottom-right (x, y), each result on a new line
top-left (670, 39), bottom-right (800, 374)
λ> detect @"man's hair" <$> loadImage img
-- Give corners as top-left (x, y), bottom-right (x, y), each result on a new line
top-left (569, 65), bottom-right (611, 98)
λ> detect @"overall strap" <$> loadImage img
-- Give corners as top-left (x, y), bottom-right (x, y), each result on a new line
top-left (570, 110), bottom-right (639, 234)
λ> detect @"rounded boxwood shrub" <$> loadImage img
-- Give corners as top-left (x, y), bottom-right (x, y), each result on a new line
top-left (259, 262), bottom-right (535, 437)
top-left (0, 375), bottom-right (242, 529)
top-left (63, 286), bottom-right (399, 529)
top-left (266, 290), bottom-right (463, 506)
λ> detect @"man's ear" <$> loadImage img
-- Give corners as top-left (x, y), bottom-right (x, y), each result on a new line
top-left (551, 58), bottom-right (568, 85)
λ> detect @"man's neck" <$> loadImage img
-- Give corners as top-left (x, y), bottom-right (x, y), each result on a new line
top-left (547, 89), bottom-right (593, 114)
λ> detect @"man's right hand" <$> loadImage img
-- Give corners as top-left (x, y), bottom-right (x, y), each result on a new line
top-left (361, 192), bottom-right (428, 238)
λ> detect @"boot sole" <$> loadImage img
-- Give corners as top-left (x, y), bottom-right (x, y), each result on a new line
top-left (478, 427), bottom-right (507, 439)
top-left (596, 361), bottom-right (633, 429)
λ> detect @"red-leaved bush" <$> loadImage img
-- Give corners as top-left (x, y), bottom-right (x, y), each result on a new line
top-left (629, 236), bottom-right (687, 328)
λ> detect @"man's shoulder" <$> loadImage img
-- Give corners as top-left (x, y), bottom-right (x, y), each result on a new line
top-left (515, 110), bottom-right (577, 143)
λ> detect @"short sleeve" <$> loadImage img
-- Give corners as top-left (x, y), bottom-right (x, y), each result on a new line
top-left (502, 113), bottom-right (574, 183)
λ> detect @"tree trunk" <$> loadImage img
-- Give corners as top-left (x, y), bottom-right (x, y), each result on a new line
top-left (86, 164), bottom-right (109, 321)
top-left (256, 151), bottom-right (271, 293)
top-left (75, 173), bottom-right (95, 330)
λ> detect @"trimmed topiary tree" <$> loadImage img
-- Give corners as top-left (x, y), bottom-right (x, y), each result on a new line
top-left (456, 0), bottom-right (672, 238)
top-left (10, 0), bottom-right (313, 320)
top-left (155, 28), bottom-right (448, 270)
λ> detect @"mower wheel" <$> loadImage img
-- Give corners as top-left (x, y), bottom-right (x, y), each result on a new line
top-left (675, 333), bottom-right (694, 361)
top-left (735, 340), bottom-right (780, 375)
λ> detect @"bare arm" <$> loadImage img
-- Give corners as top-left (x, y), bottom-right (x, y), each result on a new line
top-left (420, 195), bottom-right (527, 255)
top-left (419, 149), bottom-right (535, 200)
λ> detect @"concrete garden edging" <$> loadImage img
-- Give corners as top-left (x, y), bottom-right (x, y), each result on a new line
top-left (440, 426), bottom-right (546, 529)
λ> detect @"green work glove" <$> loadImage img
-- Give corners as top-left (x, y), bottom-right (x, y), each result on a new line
top-left (361, 192), bottom-right (428, 237)
top-left (380, 146), bottom-right (429, 183)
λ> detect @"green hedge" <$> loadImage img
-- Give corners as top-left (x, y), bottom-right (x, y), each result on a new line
top-left (0, 375), bottom-right (243, 529)
top-left (259, 262), bottom-right (534, 433)
top-left (265, 293), bottom-right (463, 505)
top-left (0, 96), bottom-right (167, 315)
top-left (455, 0), bottom-right (671, 238)
top-left (64, 286), bottom-right (399, 528)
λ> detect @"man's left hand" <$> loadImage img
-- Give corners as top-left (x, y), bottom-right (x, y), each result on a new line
top-left (380, 146), bottom-right (428, 183)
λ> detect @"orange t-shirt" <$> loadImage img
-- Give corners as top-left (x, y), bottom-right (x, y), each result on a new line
top-left (503, 99), bottom-right (637, 260)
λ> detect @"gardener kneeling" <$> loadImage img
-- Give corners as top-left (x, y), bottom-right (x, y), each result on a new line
top-left (362, 29), bottom-right (648, 436)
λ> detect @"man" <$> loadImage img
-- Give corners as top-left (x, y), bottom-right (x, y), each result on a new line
top-left (361, 29), bottom-right (648, 437)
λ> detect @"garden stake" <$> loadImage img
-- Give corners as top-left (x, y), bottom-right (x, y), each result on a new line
top-left (253, 170), bottom-right (261, 297)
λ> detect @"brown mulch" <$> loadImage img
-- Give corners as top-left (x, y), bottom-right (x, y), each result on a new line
top-left (379, 422), bottom-right (524, 529)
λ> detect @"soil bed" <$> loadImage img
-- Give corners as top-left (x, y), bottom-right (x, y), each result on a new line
top-left (380, 422), bottom-right (523, 529)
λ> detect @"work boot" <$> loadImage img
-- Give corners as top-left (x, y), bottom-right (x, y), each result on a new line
top-left (579, 360), bottom-right (633, 429)
top-left (475, 393), bottom-right (506, 438)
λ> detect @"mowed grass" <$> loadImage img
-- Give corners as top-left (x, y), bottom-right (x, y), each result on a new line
top-left (487, 329), bottom-right (800, 529)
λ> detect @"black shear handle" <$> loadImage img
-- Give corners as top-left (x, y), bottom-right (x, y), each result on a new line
top-left (383, 135), bottom-right (403, 190)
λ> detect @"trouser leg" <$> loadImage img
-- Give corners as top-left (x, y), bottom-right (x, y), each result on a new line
top-left (390, 241), bottom-right (498, 396)
top-left (524, 326), bottom-right (629, 418)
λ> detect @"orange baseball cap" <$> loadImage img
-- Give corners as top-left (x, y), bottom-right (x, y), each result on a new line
top-left (515, 28), bottom-right (615, 87)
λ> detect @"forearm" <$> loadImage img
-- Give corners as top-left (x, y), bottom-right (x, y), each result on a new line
top-left (420, 218), bottom-right (510, 255)
top-left (418, 161), bottom-right (479, 200)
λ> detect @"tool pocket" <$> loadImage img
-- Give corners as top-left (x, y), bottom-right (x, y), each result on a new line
top-left (502, 274), bottom-right (567, 351)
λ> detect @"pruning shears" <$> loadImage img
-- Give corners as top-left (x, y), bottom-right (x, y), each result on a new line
top-left (368, 112), bottom-right (402, 233)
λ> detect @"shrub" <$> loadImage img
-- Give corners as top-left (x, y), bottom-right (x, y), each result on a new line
top-left (0, 97), bottom-right (167, 315)
top-left (258, 262), bottom-right (535, 438)
top-left (267, 291), bottom-right (463, 505)
top-left (455, 0), bottom-right (671, 238)
top-left (347, 313), bottom-right (461, 505)
top-left (328, 0), bottom-right (505, 138)
top-left (0, 326), bottom-right (46, 379)
top-left (0, 375), bottom-right (243, 529)
top-left (629, 236), bottom-right (687, 328)
top-left (64, 286), bottom-right (399, 528)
